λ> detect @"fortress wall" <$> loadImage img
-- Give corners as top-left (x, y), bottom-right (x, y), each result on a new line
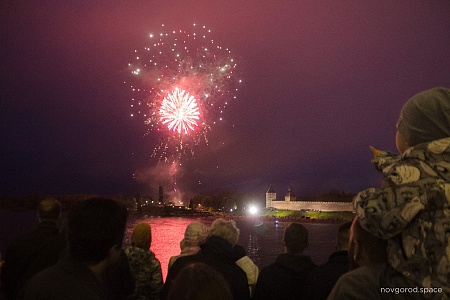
top-left (270, 201), bottom-right (354, 212)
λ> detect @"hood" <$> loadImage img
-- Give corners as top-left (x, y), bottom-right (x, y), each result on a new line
top-left (275, 253), bottom-right (315, 273)
top-left (403, 137), bottom-right (450, 182)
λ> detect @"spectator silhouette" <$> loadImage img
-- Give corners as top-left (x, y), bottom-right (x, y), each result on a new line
top-left (19, 198), bottom-right (128, 300)
top-left (309, 221), bottom-right (351, 299)
top-left (168, 222), bottom-right (208, 269)
top-left (103, 249), bottom-right (135, 300)
top-left (125, 222), bottom-right (163, 300)
top-left (253, 222), bottom-right (316, 300)
top-left (162, 218), bottom-right (249, 300)
top-left (1, 198), bottom-right (67, 299)
top-left (328, 217), bottom-right (423, 300)
top-left (167, 262), bottom-right (232, 300)
top-left (232, 244), bottom-right (259, 297)
top-left (354, 87), bottom-right (450, 296)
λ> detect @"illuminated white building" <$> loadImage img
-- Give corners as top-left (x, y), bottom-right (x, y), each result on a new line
top-left (265, 186), bottom-right (353, 212)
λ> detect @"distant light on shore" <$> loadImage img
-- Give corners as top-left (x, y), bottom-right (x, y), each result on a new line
top-left (249, 205), bottom-right (258, 215)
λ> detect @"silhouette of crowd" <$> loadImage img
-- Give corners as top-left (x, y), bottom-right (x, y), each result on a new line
top-left (1, 87), bottom-right (450, 299)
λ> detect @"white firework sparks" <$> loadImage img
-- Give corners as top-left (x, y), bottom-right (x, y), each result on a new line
top-left (160, 89), bottom-right (200, 135)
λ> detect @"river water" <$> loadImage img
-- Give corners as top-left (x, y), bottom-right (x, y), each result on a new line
top-left (0, 210), bottom-right (343, 280)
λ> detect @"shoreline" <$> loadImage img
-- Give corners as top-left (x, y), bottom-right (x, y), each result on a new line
top-left (133, 209), bottom-right (355, 223)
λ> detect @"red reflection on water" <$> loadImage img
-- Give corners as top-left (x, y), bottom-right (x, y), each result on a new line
top-left (124, 215), bottom-right (212, 280)
top-left (124, 213), bottom-right (341, 281)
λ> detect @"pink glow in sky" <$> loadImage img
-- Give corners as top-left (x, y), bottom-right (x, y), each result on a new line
top-left (2, 1), bottom-right (450, 198)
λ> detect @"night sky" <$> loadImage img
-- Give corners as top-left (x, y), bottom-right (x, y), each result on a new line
top-left (2, 1), bottom-right (450, 200)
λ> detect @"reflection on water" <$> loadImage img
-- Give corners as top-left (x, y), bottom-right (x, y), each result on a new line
top-left (0, 210), bottom-right (343, 282)
top-left (125, 212), bottom-right (341, 280)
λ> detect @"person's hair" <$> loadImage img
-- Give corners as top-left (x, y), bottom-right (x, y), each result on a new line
top-left (130, 222), bottom-right (151, 250)
top-left (167, 262), bottom-right (232, 300)
top-left (336, 221), bottom-right (352, 251)
top-left (208, 219), bottom-right (240, 246)
top-left (68, 198), bottom-right (127, 264)
top-left (352, 217), bottom-right (387, 263)
top-left (184, 222), bottom-right (208, 247)
top-left (38, 197), bottom-right (61, 221)
top-left (283, 223), bottom-right (309, 254)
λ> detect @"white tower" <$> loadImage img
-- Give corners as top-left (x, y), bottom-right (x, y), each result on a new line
top-left (266, 185), bottom-right (276, 208)
top-left (285, 186), bottom-right (296, 202)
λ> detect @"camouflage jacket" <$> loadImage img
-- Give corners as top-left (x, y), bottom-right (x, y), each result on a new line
top-left (354, 137), bottom-right (450, 297)
top-left (125, 246), bottom-right (163, 300)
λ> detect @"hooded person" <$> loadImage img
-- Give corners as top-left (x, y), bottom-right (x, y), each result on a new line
top-left (168, 222), bottom-right (208, 269)
top-left (354, 87), bottom-right (450, 298)
top-left (125, 222), bottom-right (163, 300)
top-left (253, 223), bottom-right (317, 300)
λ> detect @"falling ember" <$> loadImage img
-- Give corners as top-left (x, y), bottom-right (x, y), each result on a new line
top-left (160, 89), bottom-right (200, 135)
top-left (125, 23), bottom-right (242, 161)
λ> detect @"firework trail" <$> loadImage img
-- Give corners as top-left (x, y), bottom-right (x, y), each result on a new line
top-left (126, 23), bottom-right (242, 162)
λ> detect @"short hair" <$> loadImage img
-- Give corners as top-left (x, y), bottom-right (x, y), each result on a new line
top-left (38, 198), bottom-right (61, 221)
top-left (208, 219), bottom-right (240, 246)
top-left (336, 221), bottom-right (352, 250)
top-left (352, 217), bottom-right (387, 263)
top-left (184, 222), bottom-right (208, 247)
top-left (68, 198), bottom-right (127, 264)
top-left (283, 223), bottom-right (309, 254)
top-left (167, 262), bottom-right (232, 300)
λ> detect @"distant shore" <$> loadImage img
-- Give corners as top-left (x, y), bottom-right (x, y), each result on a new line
top-left (215, 213), bottom-right (354, 223)
top-left (0, 194), bottom-right (356, 223)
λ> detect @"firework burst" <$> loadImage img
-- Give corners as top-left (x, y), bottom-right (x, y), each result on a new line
top-left (126, 23), bottom-right (242, 161)
top-left (160, 89), bottom-right (199, 135)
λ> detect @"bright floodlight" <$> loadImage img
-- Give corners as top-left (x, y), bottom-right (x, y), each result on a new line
top-left (249, 205), bottom-right (258, 215)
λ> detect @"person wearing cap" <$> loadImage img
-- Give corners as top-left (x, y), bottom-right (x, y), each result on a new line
top-left (354, 87), bottom-right (450, 297)
top-left (168, 222), bottom-right (208, 269)
top-left (125, 222), bottom-right (163, 300)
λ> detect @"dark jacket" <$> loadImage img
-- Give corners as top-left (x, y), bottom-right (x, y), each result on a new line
top-left (1, 221), bottom-right (67, 299)
top-left (103, 250), bottom-right (135, 300)
top-left (19, 256), bottom-right (107, 300)
top-left (309, 250), bottom-right (349, 300)
top-left (328, 262), bottom-right (425, 300)
top-left (161, 235), bottom-right (250, 300)
top-left (253, 253), bottom-right (316, 300)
